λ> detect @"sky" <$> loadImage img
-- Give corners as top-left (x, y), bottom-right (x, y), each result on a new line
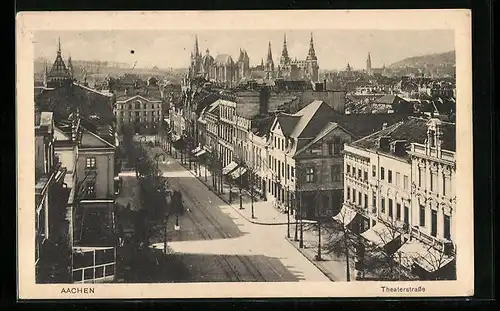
top-left (34, 29), bottom-right (454, 70)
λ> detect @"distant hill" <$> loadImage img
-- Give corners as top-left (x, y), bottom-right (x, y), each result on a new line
top-left (388, 51), bottom-right (455, 69)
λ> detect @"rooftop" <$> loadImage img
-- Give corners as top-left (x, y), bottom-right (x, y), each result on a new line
top-left (351, 116), bottom-right (456, 155)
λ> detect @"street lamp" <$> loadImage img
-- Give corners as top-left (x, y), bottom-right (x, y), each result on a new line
top-left (286, 185), bottom-right (290, 238)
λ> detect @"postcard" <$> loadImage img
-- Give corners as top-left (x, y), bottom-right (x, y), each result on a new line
top-left (16, 9), bottom-right (473, 299)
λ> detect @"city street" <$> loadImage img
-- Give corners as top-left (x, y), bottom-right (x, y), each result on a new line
top-left (118, 147), bottom-right (330, 282)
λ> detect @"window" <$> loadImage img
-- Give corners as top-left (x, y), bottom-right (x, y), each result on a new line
top-left (381, 167), bottom-right (385, 180)
top-left (135, 111), bottom-right (140, 117)
top-left (278, 160), bottom-right (281, 175)
top-left (381, 197), bottom-right (385, 213)
top-left (364, 194), bottom-right (368, 209)
top-left (291, 167), bottom-right (295, 178)
top-left (364, 171), bottom-right (368, 181)
top-left (372, 193), bottom-right (377, 210)
top-left (396, 203), bottom-right (401, 221)
top-left (287, 164), bottom-right (290, 179)
top-left (274, 136), bottom-right (277, 148)
top-left (396, 172), bottom-right (401, 186)
top-left (333, 137), bottom-right (341, 155)
top-left (282, 162), bottom-right (285, 177)
top-left (388, 170), bottom-right (393, 183)
top-left (306, 167), bottom-right (315, 183)
top-left (403, 175), bottom-right (409, 190)
top-left (431, 209), bottom-right (437, 237)
top-left (418, 168), bottom-right (423, 187)
top-left (430, 170), bottom-right (437, 192)
top-left (331, 165), bottom-right (341, 182)
top-left (372, 165), bottom-right (376, 177)
top-left (327, 142), bottom-right (333, 155)
top-left (358, 168), bottom-right (362, 179)
top-left (358, 192), bottom-right (362, 205)
top-left (269, 155), bottom-right (271, 168)
top-left (86, 182), bottom-right (96, 198)
top-left (443, 175), bottom-right (450, 196)
top-left (86, 157), bottom-right (96, 169)
top-left (404, 205), bottom-right (409, 225)
top-left (388, 199), bottom-right (393, 218)
top-left (352, 189), bottom-right (356, 203)
top-left (444, 215), bottom-right (451, 240)
top-left (347, 187), bottom-right (350, 200)
top-left (274, 158), bottom-right (277, 171)
top-left (419, 205), bottom-right (426, 227)
top-left (347, 164), bottom-right (351, 175)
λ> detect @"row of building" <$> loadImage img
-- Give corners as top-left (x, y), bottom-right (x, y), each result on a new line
top-left (35, 40), bottom-right (119, 283)
top-left (165, 76), bottom-right (456, 279)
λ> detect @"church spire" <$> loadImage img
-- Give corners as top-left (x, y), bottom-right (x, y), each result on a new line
top-left (267, 41), bottom-right (273, 62)
top-left (194, 34), bottom-right (200, 56)
top-left (280, 33), bottom-right (290, 65)
top-left (307, 32), bottom-right (316, 59)
top-left (57, 37), bottom-right (62, 56)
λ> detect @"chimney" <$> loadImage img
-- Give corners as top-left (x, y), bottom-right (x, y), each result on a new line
top-left (259, 87), bottom-right (270, 115)
top-left (391, 140), bottom-right (407, 156)
top-left (379, 136), bottom-right (391, 151)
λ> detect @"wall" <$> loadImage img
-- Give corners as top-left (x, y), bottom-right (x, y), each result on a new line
top-left (77, 150), bottom-right (115, 199)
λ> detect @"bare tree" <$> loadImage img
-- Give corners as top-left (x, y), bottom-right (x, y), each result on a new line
top-left (360, 216), bottom-right (414, 281)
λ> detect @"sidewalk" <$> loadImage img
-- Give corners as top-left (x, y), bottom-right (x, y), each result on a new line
top-left (286, 222), bottom-right (357, 282)
top-left (159, 145), bottom-right (292, 225)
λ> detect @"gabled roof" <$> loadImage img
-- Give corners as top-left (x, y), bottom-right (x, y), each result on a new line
top-left (290, 100), bottom-right (339, 139)
top-left (80, 127), bottom-right (115, 149)
top-left (115, 94), bottom-right (162, 103)
top-left (276, 113), bottom-right (301, 136)
top-left (375, 94), bottom-right (408, 104)
top-left (294, 121), bottom-right (354, 155)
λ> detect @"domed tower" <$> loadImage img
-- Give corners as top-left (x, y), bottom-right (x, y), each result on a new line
top-left (305, 33), bottom-right (319, 82)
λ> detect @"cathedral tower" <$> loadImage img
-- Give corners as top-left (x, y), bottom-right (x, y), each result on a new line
top-left (265, 41), bottom-right (274, 79)
top-left (305, 33), bottom-right (319, 82)
top-left (189, 35), bottom-right (202, 77)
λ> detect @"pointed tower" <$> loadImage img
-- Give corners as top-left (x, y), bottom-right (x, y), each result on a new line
top-left (47, 37), bottom-right (72, 88)
top-left (190, 34), bottom-right (202, 77)
top-left (280, 34), bottom-right (290, 66)
top-left (306, 33), bottom-right (319, 82)
top-left (265, 41), bottom-right (274, 79)
top-left (366, 52), bottom-right (373, 76)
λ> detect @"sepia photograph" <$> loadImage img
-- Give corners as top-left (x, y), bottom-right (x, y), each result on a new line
top-left (17, 10), bottom-right (473, 298)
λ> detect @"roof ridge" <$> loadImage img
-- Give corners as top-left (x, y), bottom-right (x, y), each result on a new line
top-left (351, 119), bottom-right (404, 144)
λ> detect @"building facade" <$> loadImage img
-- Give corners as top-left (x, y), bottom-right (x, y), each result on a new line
top-left (339, 116), bottom-right (456, 280)
top-left (114, 94), bottom-right (163, 135)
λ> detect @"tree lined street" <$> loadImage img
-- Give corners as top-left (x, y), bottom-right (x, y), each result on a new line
top-left (115, 140), bottom-right (329, 282)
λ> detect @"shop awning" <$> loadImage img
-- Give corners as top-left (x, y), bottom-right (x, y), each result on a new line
top-left (332, 204), bottom-right (358, 227)
top-left (222, 161), bottom-right (239, 175)
top-left (397, 239), bottom-right (455, 272)
top-left (361, 222), bottom-right (400, 247)
top-left (191, 146), bottom-right (202, 154)
top-left (230, 167), bottom-right (247, 179)
top-left (195, 149), bottom-right (206, 157)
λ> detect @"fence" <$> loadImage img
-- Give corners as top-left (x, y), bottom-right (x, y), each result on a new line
top-left (72, 247), bottom-right (116, 283)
